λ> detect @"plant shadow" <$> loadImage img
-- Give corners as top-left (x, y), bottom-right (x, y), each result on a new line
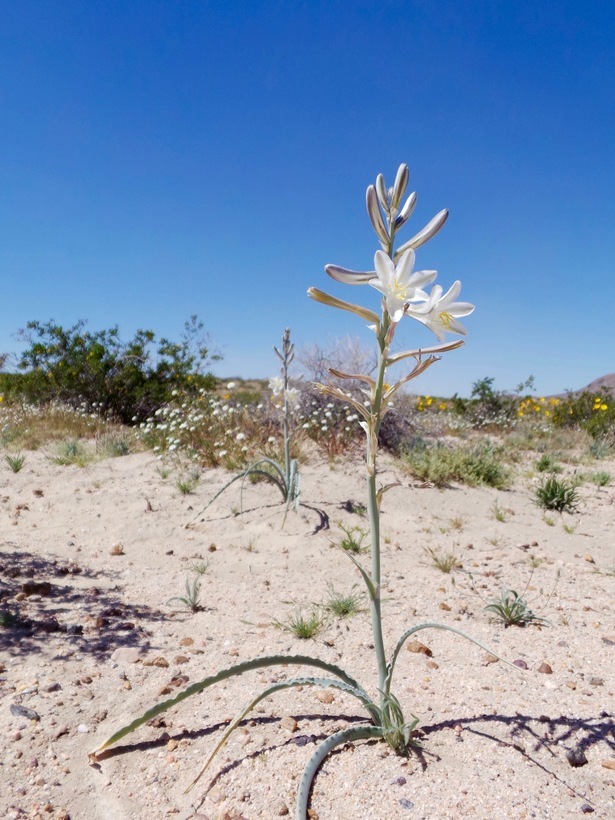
top-left (0, 545), bottom-right (170, 660)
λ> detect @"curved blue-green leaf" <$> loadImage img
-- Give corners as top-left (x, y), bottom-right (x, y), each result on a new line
top-left (90, 654), bottom-right (369, 758)
top-left (339, 550), bottom-right (376, 601)
top-left (295, 724), bottom-right (383, 819)
top-left (186, 675), bottom-right (380, 793)
top-left (384, 621), bottom-right (519, 694)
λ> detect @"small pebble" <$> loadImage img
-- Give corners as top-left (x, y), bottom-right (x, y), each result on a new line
top-left (280, 716), bottom-right (298, 732)
top-left (10, 704), bottom-right (40, 721)
top-left (566, 748), bottom-right (588, 768)
top-left (513, 659), bottom-right (528, 670)
top-left (580, 803), bottom-right (594, 813)
top-left (538, 662), bottom-right (553, 674)
top-left (406, 640), bottom-right (432, 657)
top-left (399, 798), bottom-right (415, 810)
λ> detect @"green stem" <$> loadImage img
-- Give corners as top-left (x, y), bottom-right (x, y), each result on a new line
top-left (367, 210), bottom-right (398, 703)
top-left (367, 322), bottom-right (390, 698)
top-left (283, 371), bottom-right (290, 491)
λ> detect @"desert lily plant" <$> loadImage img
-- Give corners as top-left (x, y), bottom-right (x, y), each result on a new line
top-left (91, 164), bottom-right (507, 817)
top-left (187, 328), bottom-right (300, 526)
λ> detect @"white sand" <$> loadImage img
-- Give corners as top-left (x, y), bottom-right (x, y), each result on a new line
top-left (1, 448), bottom-right (614, 819)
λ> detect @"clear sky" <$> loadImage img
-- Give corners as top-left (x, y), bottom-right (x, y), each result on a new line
top-left (1, 1), bottom-right (614, 397)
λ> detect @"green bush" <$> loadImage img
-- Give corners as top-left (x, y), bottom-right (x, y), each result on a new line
top-left (1, 316), bottom-right (219, 424)
top-left (403, 443), bottom-right (511, 489)
top-left (551, 389), bottom-right (615, 440)
top-left (449, 375), bottom-right (535, 430)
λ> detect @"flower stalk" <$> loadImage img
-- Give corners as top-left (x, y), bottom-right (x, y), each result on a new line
top-left (310, 163), bottom-right (474, 712)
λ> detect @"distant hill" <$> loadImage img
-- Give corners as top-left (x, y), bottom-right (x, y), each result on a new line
top-left (576, 373), bottom-right (615, 394)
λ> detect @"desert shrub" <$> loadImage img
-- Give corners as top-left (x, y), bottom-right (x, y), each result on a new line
top-left (551, 389), bottom-right (615, 441)
top-left (377, 392), bottom-right (422, 453)
top-left (0, 400), bottom-right (121, 450)
top-left (1, 316), bottom-right (219, 424)
top-left (535, 454), bottom-right (562, 473)
top-left (446, 376), bottom-right (535, 431)
top-left (139, 389), bottom-right (282, 469)
top-left (298, 335), bottom-right (376, 385)
top-left (588, 436), bottom-right (615, 459)
top-left (403, 442), bottom-right (511, 488)
top-left (297, 390), bottom-right (363, 459)
top-left (503, 424), bottom-right (589, 460)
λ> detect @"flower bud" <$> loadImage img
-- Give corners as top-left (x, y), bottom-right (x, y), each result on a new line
top-left (394, 191), bottom-right (417, 229)
top-left (325, 264), bottom-right (376, 285)
top-left (394, 209), bottom-right (449, 260)
top-left (366, 185), bottom-right (390, 245)
top-left (375, 174), bottom-right (390, 212)
top-left (391, 164), bottom-right (409, 209)
top-left (307, 287), bottom-right (380, 326)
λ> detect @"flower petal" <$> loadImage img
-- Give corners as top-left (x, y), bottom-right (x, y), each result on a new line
top-left (394, 247), bottom-right (415, 286)
top-left (446, 301), bottom-right (475, 318)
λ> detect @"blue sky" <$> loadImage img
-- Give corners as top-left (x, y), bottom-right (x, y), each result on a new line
top-left (1, 0), bottom-right (614, 397)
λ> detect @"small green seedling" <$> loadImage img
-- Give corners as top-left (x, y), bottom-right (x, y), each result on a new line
top-left (485, 587), bottom-right (549, 628)
top-left (5, 454), bottom-right (25, 473)
top-left (168, 577), bottom-right (204, 613)
top-left (535, 477), bottom-right (579, 513)
top-left (325, 585), bottom-right (365, 618)
top-left (337, 523), bottom-right (368, 554)
top-left (424, 546), bottom-right (462, 573)
top-left (274, 608), bottom-right (327, 639)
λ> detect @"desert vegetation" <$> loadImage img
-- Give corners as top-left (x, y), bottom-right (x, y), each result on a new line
top-left (1, 174), bottom-right (614, 819)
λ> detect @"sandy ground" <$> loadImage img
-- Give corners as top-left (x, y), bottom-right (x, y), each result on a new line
top-left (0, 447), bottom-right (614, 819)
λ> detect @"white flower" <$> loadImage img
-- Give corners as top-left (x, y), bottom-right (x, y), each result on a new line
top-left (284, 387), bottom-right (299, 408)
top-left (226, 381), bottom-right (236, 389)
top-left (370, 248), bottom-right (436, 322)
top-left (269, 376), bottom-right (284, 396)
top-left (409, 280), bottom-right (474, 341)
top-left (236, 432), bottom-right (246, 441)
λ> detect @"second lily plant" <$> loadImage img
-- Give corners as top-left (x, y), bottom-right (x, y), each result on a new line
top-left (91, 164), bottom-right (501, 819)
